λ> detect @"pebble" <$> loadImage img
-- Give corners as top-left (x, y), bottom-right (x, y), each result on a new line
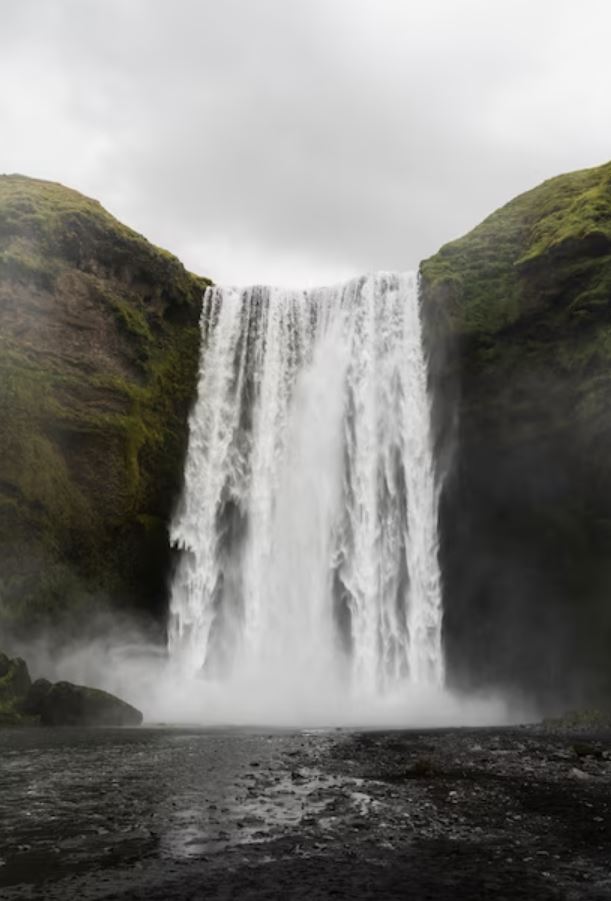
top-left (571, 767), bottom-right (594, 781)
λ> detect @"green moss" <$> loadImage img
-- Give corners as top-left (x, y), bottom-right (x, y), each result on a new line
top-left (0, 710), bottom-right (38, 726)
top-left (0, 351), bottom-right (91, 537)
top-left (0, 244), bottom-right (58, 290)
top-left (0, 174), bottom-right (209, 306)
top-left (520, 168), bottom-right (611, 263)
top-left (0, 174), bottom-right (212, 630)
top-left (109, 296), bottom-right (153, 346)
top-left (422, 159), bottom-right (611, 704)
top-left (421, 160), bottom-right (611, 336)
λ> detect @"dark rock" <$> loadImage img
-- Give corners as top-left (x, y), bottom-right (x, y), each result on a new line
top-left (420, 158), bottom-right (611, 708)
top-left (0, 652), bottom-right (10, 678)
top-left (0, 652), bottom-right (33, 724)
top-left (10, 657), bottom-right (31, 697)
top-left (0, 649), bottom-right (141, 728)
top-left (37, 680), bottom-right (143, 726)
top-left (0, 653), bottom-right (32, 704)
top-left (21, 677), bottom-right (52, 715)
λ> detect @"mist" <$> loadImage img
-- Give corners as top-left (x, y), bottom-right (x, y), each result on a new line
top-left (2, 273), bottom-right (535, 731)
top-left (7, 620), bottom-right (528, 729)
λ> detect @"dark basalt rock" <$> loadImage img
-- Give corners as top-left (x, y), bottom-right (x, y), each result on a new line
top-left (420, 159), bottom-right (611, 708)
top-left (0, 653), bottom-right (32, 718)
top-left (21, 677), bottom-right (52, 715)
top-left (0, 653), bottom-right (34, 724)
top-left (36, 680), bottom-right (143, 727)
top-left (0, 650), bottom-right (142, 726)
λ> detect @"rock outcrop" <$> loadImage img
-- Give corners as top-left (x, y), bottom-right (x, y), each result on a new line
top-left (420, 160), bottom-right (611, 707)
top-left (0, 651), bottom-right (142, 726)
top-left (28, 679), bottom-right (143, 726)
top-left (0, 175), bottom-right (211, 632)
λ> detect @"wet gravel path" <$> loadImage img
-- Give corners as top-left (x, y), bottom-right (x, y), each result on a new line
top-left (0, 725), bottom-right (610, 899)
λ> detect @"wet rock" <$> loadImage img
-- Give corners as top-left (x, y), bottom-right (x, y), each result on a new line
top-left (37, 681), bottom-right (143, 727)
top-left (573, 742), bottom-right (605, 760)
top-left (0, 651), bottom-right (33, 723)
top-left (0, 650), bottom-right (142, 727)
top-left (21, 678), bottom-right (52, 715)
top-left (0, 653), bottom-right (31, 700)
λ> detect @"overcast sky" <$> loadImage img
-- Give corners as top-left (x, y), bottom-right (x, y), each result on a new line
top-left (2, 0), bottom-right (610, 287)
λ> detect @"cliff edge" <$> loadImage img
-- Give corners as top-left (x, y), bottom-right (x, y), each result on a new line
top-left (0, 175), bottom-right (210, 632)
top-left (421, 160), bottom-right (611, 706)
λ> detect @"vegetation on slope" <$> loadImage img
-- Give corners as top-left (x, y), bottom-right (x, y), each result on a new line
top-left (420, 160), bottom-right (611, 705)
top-left (421, 160), bottom-right (611, 335)
top-left (0, 175), bottom-right (211, 632)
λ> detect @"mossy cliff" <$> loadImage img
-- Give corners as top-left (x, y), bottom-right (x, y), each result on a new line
top-left (0, 175), bottom-right (210, 632)
top-left (420, 160), bottom-right (611, 706)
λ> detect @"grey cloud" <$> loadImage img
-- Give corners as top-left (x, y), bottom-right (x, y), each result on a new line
top-left (1, 0), bottom-right (611, 284)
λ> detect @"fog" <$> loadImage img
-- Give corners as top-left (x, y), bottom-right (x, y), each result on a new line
top-left (8, 622), bottom-right (530, 728)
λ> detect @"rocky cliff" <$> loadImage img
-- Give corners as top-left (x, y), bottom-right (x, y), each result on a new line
top-left (3, 166), bottom-right (610, 709)
top-left (421, 160), bottom-right (611, 707)
top-left (0, 175), bottom-right (210, 634)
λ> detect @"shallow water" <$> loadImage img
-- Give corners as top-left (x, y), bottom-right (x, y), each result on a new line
top-left (0, 726), bottom-right (341, 896)
top-left (2, 724), bottom-right (610, 900)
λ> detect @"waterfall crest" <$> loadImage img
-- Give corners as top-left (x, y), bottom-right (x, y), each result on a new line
top-left (168, 272), bottom-right (444, 716)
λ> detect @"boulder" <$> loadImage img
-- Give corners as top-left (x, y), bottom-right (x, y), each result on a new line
top-left (0, 652), bottom-right (33, 724)
top-left (36, 681), bottom-right (143, 727)
top-left (21, 678), bottom-right (52, 715)
top-left (0, 653), bottom-right (32, 705)
top-left (0, 650), bottom-right (143, 727)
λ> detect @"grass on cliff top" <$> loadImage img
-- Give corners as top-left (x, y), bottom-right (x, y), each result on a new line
top-left (0, 174), bottom-right (210, 302)
top-left (420, 160), bottom-right (611, 335)
top-left (0, 175), bottom-right (210, 519)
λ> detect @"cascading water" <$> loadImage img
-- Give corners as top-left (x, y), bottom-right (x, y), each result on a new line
top-left (168, 272), bottom-right (444, 721)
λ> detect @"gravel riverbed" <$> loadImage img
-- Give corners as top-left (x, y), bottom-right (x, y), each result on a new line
top-left (0, 724), bottom-right (610, 899)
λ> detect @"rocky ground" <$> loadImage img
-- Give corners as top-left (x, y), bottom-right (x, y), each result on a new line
top-left (1, 724), bottom-right (610, 899)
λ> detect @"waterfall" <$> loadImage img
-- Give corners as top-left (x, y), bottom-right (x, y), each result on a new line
top-left (168, 272), bottom-right (444, 716)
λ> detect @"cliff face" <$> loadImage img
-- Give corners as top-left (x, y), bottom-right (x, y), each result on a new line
top-left (421, 161), bottom-right (611, 707)
top-left (4, 166), bottom-right (610, 707)
top-left (0, 175), bottom-right (210, 633)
